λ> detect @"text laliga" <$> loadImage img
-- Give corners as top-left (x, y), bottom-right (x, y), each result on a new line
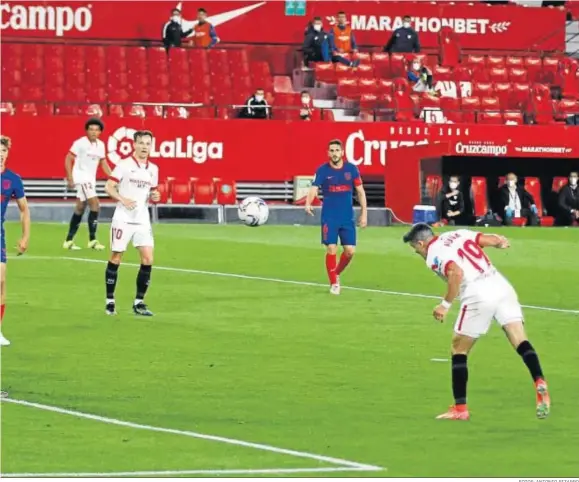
top-left (345, 130), bottom-right (428, 166)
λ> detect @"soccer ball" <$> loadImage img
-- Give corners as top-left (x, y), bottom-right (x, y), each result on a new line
top-left (238, 197), bottom-right (269, 227)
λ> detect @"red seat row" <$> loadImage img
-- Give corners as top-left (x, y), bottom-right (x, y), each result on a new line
top-left (157, 178), bottom-right (238, 205)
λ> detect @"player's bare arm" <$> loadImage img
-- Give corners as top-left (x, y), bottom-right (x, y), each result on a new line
top-left (99, 158), bottom-right (112, 177)
top-left (305, 185), bottom-right (319, 216)
top-left (105, 179), bottom-right (136, 210)
top-left (355, 184), bottom-right (367, 228)
top-left (477, 233), bottom-right (510, 249)
top-left (15, 196), bottom-right (30, 254)
top-left (64, 152), bottom-right (75, 189)
top-left (433, 262), bottom-right (464, 322)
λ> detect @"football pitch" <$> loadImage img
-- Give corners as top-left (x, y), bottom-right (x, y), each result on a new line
top-left (1, 222), bottom-right (578, 478)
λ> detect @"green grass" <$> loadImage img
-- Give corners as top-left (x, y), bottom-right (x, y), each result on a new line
top-left (1, 223), bottom-right (578, 477)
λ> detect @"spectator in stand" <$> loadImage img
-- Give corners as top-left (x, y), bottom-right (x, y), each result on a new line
top-left (408, 57), bottom-right (433, 93)
top-left (557, 171), bottom-right (579, 226)
top-left (162, 8), bottom-right (193, 50)
top-left (190, 8), bottom-right (219, 48)
top-left (437, 176), bottom-right (464, 225)
top-left (383, 15), bottom-right (421, 53)
top-left (329, 11), bottom-right (358, 57)
top-left (499, 173), bottom-right (539, 226)
top-left (242, 88), bottom-right (270, 119)
top-left (303, 17), bottom-right (359, 68)
top-left (298, 90), bottom-right (320, 121)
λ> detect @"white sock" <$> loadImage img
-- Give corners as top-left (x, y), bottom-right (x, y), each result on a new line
top-left (134, 299), bottom-right (143, 306)
top-left (106, 298), bottom-right (115, 304)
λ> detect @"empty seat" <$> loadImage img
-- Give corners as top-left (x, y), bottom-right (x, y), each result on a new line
top-left (486, 55), bottom-right (505, 68)
top-left (524, 56), bottom-right (543, 82)
top-left (439, 27), bottom-right (460, 67)
top-left (433, 65), bottom-right (452, 81)
top-left (394, 91), bottom-right (418, 122)
top-left (192, 179), bottom-right (215, 204)
top-left (452, 66), bottom-right (471, 82)
top-left (509, 68), bottom-right (528, 83)
top-left (489, 68), bottom-right (509, 83)
top-left (505, 56), bottom-right (524, 68)
top-left (478, 111), bottom-right (503, 124)
top-left (525, 177), bottom-right (554, 226)
top-left (554, 99), bottom-right (579, 121)
top-left (425, 175), bottom-right (443, 201)
top-left (314, 62), bottom-right (336, 84)
top-left (441, 97), bottom-right (462, 123)
top-left (473, 82), bottom-right (494, 98)
top-left (337, 78), bottom-right (359, 100)
top-left (358, 78), bottom-right (378, 95)
top-left (480, 96), bottom-right (500, 111)
top-left (372, 53), bottom-right (391, 78)
top-left (552, 177), bottom-right (567, 192)
top-left (156, 181), bottom-right (170, 204)
top-left (389, 54), bottom-right (406, 77)
top-left (166, 106), bottom-right (190, 119)
top-left (109, 104), bottom-right (125, 117)
top-left (541, 57), bottom-right (560, 83)
top-left (215, 179), bottom-right (237, 205)
top-left (531, 94), bottom-right (554, 124)
top-left (461, 96), bottom-right (481, 123)
top-left (85, 104), bottom-right (104, 117)
top-left (355, 64), bottom-right (374, 79)
top-left (465, 55), bottom-right (485, 69)
top-left (172, 180), bottom-right (193, 204)
top-left (503, 110), bottom-right (524, 124)
top-left (470, 177), bottom-right (489, 217)
top-left (493, 82), bottom-right (512, 108)
top-left (509, 83), bottom-right (531, 110)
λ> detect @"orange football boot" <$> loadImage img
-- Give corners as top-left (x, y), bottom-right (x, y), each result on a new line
top-left (535, 379), bottom-right (551, 419)
top-left (436, 404), bottom-right (470, 420)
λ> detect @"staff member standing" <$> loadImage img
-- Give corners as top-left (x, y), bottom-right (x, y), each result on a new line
top-left (190, 8), bottom-right (219, 49)
top-left (383, 15), bottom-right (421, 53)
top-left (162, 8), bottom-right (193, 50)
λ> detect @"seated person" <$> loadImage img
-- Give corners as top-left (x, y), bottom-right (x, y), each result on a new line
top-left (241, 88), bottom-right (270, 119)
top-left (408, 57), bottom-right (433, 93)
top-left (557, 171), bottom-right (579, 226)
top-left (298, 91), bottom-right (321, 121)
top-left (303, 17), bottom-right (359, 68)
top-left (437, 176), bottom-right (464, 225)
top-left (499, 173), bottom-right (539, 226)
top-left (329, 11), bottom-right (358, 57)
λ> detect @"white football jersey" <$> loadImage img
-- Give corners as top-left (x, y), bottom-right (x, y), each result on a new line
top-left (109, 157), bottom-right (158, 225)
top-left (70, 136), bottom-right (106, 183)
top-left (425, 229), bottom-right (498, 297)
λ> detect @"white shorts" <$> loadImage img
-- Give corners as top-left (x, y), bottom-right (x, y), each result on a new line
top-left (455, 275), bottom-right (524, 339)
top-left (110, 220), bottom-right (154, 253)
top-left (75, 181), bottom-right (97, 201)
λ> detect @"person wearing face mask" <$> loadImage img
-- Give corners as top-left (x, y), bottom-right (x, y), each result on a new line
top-left (557, 171), bottom-right (579, 226)
top-left (499, 173), bottom-right (539, 226)
top-left (298, 90), bottom-right (321, 121)
top-left (303, 17), bottom-right (359, 68)
top-left (408, 57), bottom-right (433, 93)
top-left (384, 15), bottom-right (421, 53)
top-left (162, 8), bottom-right (193, 50)
top-left (437, 176), bottom-right (465, 226)
top-left (190, 8), bottom-right (220, 49)
top-left (242, 88), bottom-right (270, 120)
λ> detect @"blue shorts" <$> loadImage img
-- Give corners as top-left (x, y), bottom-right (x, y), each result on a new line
top-left (321, 220), bottom-right (356, 246)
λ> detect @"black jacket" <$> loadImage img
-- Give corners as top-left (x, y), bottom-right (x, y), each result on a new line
top-left (499, 184), bottom-right (535, 211)
top-left (384, 27), bottom-right (421, 53)
top-left (558, 184), bottom-right (579, 212)
top-left (438, 187), bottom-right (464, 217)
top-left (303, 29), bottom-right (330, 63)
top-left (242, 96), bottom-right (270, 119)
top-left (162, 20), bottom-right (193, 49)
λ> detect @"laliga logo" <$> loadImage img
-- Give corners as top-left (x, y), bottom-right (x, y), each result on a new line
top-left (107, 127), bottom-right (223, 165)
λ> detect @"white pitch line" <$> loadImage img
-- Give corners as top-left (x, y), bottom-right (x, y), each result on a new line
top-left (430, 358), bottom-right (450, 363)
top-left (2, 467), bottom-right (376, 478)
top-left (55, 256), bottom-right (579, 315)
top-left (1, 398), bottom-right (382, 472)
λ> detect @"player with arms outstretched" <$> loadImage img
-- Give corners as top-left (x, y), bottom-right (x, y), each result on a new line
top-left (0, 136), bottom-right (31, 346)
top-left (403, 223), bottom-right (550, 420)
top-left (305, 139), bottom-right (367, 295)
top-left (63, 118), bottom-right (111, 251)
top-left (104, 130), bottom-right (160, 316)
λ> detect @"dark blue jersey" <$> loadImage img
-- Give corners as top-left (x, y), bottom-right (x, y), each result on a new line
top-left (313, 162), bottom-right (361, 222)
top-left (1, 169), bottom-right (26, 227)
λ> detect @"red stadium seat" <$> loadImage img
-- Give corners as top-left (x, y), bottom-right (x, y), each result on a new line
top-left (170, 87), bottom-right (193, 103)
top-left (439, 27), bottom-right (460, 67)
top-left (188, 49), bottom-right (210, 76)
top-left (359, 94), bottom-right (378, 121)
top-left (377, 79), bottom-right (394, 95)
top-left (127, 105), bottom-right (146, 118)
top-left (108, 88), bottom-right (129, 103)
top-left (168, 48), bottom-right (189, 72)
top-left (554, 99), bottom-right (579, 121)
top-left (557, 60), bottom-right (579, 99)
top-left (465, 55), bottom-right (485, 69)
top-left (472, 82), bottom-right (494, 98)
top-left (209, 49), bottom-right (230, 75)
top-left (45, 85), bottom-right (65, 102)
top-left (486, 55), bottom-right (505, 68)
top-left (452, 66), bottom-right (471, 82)
top-left (470, 177), bottom-right (489, 217)
top-left (149, 72), bottom-right (169, 88)
top-left (358, 78), bottom-right (378, 95)
top-left (228, 49), bottom-right (250, 74)
top-left (144, 105), bottom-right (164, 118)
top-left (86, 104), bottom-right (104, 117)
top-left (20, 85), bottom-right (44, 102)
top-left (372, 53), bottom-right (391, 78)
top-left (509, 68), bottom-right (528, 83)
top-left (188, 107), bottom-right (215, 119)
top-left (172, 179), bottom-right (193, 204)
top-left (541, 57), bottom-right (560, 84)
top-left (480, 96), bottom-right (500, 111)
top-left (472, 67), bottom-right (490, 83)
top-left (0, 102), bottom-right (15, 115)
top-left (509, 83), bottom-right (531, 110)
top-left (461, 96), bottom-right (481, 123)
top-left (493, 82), bottom-right (511, 108)
top-left (441, 97), bottom-right (462, 123)
top-left (314, 62), bottom-right (336, 84)
top-left (337, 78), bottom-right (359, 101)
top-left (478, 111), bottom-right (503, 124)
top-left (489, 67), bottom-right (509, 83)
top-left (389, 54), bottom-right (406, 77)
top-left (148, 47), bottom-right (168, 67)
top-left (109, 104), bottom-right (125, 117)
top-left (354, 64), bottom-right (374, 79)
top-left (503, 111), bottom-right (524, 124)
top-left (433, 65), bottom-right (452, 81)
top-left (215, 179), bottom-right (237, 205)
top-left (126, 47), bottom-right (148, 75)
top-left (394, 91), bottom-right (418, 122)
top-left (166, 107), bottom-right (190, 119)
top-left (156, 181), bottom-right (170, 204)
top-left (524, 56), bottom-right (543, 83)
top-left (531, 94), bottom-right (555, 124)
top-left (552, 177), bottom-right (567, 192)
top-left (86, 86), bottom-right (107, 104)
top-left (425, 175), bottom-right (442, 201)
top-left (393, 77), bottom-right (410, 93)
top-left (192, 179), bottom-right (215, 204)
top-left (148, 88), bottom-right (170, 103)
top-left (505, 56), bottom-right (524, 69)
top-left (524, 177), bottom-right (554, 226)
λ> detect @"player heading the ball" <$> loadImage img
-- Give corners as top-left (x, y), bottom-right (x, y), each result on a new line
top-left (305, 139), bottom-right (367, 295)
top-left (403, 223), bottom-right (550, 421)
top-left (104, 130), bottom-right (160, 317)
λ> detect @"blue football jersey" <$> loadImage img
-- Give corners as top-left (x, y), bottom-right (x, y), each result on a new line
top-left (312, 162), bottom-right (362, 222)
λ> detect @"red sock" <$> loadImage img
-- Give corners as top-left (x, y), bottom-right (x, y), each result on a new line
top-left (325, 254), bottom-right (337, 285)
top-left (335, 252), bottom-right (353, 275)
top-left (0, 304), bottom-right (4, 324)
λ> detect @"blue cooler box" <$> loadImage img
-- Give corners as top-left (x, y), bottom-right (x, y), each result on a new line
top-left (413, 205), bottom-right (438, 224)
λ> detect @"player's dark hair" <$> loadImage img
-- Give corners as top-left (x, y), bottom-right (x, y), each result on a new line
top-left (85, 117), bottom-right (104, 132)
top-left (134, 130), bottom-right (153, 142)
top-left (0, 135), bottom-right (11, 150)
top-left (403, 223), bottom-right (434, 244)
top-left (198, 8), bottom-right (206, 14)
top-left (328, 139), bottom-right (343, 149)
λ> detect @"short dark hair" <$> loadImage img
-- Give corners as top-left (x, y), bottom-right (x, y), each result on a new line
top-left (403, 15), bottom-right (411, 21)
top-left (328, 139), bottom-right (343, 148)
top-left (255, 87), bottom-right (264, 93)
top-left (85, 117), bottom-right (104, 132)
top-left (449, 175), bottom-right (459, 181)
top-left (172, 8), bottom-right (181, 14)
top-left (1, 135), bottom-right (11, 150)
top-left (313, 16), bottom-right (322, 22)
top-left (198, 8), bottom-right (206, 14)
top-left (337, 11), bottom-right (346, 16)
top-left (403, 223), bottom-right (434, 244)
top-left (134, 130), bottom-right (153, 142)
top-left (300, 90), bottom-right (310, 96)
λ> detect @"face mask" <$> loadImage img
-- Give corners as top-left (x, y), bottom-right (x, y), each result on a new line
top-left (449, 182), bottom-right (458, 190)
top-left (172, 15), bottom-right (181, 22)
top-left (301, 97), bottom-right (310, 105)
top-left (508, 180), bottom-right (516, 187)
top-left (255, 95), bottom-right (264, 102)
top-left (570, 177), bottom-right (578, 186)
top-left (313, 24), bottom-right (322, 32)
top-left (403, 21), bottom-right (411, 29)
top-left (412, 63), bottom-right (420, 70)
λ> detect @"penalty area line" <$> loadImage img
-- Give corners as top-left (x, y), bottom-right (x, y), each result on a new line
top-left (1, 398), bottom-right (382, 473)
top-left (55, 256), bottom-right (579, 315)
top-left (1, 467), bottom-right (378, 478)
